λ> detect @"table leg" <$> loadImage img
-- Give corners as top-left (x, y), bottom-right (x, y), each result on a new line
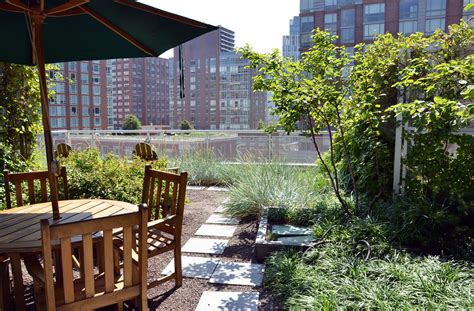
top-left (9, 253), bottom-right (26, 311)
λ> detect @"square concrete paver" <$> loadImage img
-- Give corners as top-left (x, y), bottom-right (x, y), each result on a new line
top-left (206, 214), bottom-right (239, 225)
top-left (182, 237), bottom-right (229, 254)
top-left (196, 291), bottom-right (259, 311)
top-left (195, 224), bottom-right (237, 238)
top-left (209, 262), bottom-right (265, 286)
top-left (161, 256), bottom-right (220, 279)
top-left (272, 224), bottom-right (313, 236)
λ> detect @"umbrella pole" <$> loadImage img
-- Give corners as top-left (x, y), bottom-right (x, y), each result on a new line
top-left (31, 14), bottom-right (61, 220)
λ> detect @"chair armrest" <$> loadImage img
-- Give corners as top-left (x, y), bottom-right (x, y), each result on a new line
top-left (24, 256), bottom-right (46, 287)
top-left (147, 215), bottom-right (177, 230)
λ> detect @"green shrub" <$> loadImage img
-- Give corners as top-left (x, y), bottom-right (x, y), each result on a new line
top-left (62, 148), bottom-right (167, 203)
top-left (266, 246), bottom-right (474, 310)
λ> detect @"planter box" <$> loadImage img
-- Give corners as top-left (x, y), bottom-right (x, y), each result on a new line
top-left (255, 207), bottom-right (314, 262)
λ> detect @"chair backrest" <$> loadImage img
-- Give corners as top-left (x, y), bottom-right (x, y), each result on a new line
top-left (142, 165), bottom-right (187, 223)
top-left (133, 143), bottom-right (158, 161)
top-left (54, 143), bottom-right (72, 159)
top-left (40, 204), bottom-right (148, 311)
top-left (3, 167), bottom-right (69, 209)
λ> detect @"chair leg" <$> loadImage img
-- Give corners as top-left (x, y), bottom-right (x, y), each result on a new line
top-left (174, 246), bottom-right (182, 287)
top-left (0, 257), bottom-right (11, 311)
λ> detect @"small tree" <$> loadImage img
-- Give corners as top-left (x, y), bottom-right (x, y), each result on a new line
top-left (239, 30), bottom-right (357, 214)
top-left (180, 119), bottom-right (194, 130)
top-left (122, 114), bottom-right (141, 130)
top-left (257, 119), bottom-right (265, 130)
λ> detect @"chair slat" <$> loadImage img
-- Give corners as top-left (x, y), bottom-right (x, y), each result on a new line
top-left (103, 229), bottom-right (114, 293)
top-left (155, 178), bottom-right (162, 220)
top-left (60, 237), bottom-right (75, 304)
top-left (82, 233), bottom-right (95, 298)
top-left (170, 183), bottom-right (178, 216)
top-left (148, 177), bottom-right (156, 220)
top-left (162, 180), bottom-right (170, 217)
top-left (123, 226), bottom-right (133, 287)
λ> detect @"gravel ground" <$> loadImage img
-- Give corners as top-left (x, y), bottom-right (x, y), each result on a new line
top-left (145, 189), bottom-right (282, 310)
top-left (15, 189), bottom-right (282, 310)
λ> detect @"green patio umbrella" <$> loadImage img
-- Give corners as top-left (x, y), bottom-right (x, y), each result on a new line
top-left (0, 0), bottom-right (217, 219)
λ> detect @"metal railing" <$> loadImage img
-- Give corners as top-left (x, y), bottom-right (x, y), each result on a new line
top-left (38, 129), bottom-right (331, 164)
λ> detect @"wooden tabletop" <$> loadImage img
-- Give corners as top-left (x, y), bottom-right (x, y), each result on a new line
top-left (0, 199), bottom-right (138, 253)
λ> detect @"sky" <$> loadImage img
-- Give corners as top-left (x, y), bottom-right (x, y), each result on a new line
top-left (140, 0), bottom-right (300, 58)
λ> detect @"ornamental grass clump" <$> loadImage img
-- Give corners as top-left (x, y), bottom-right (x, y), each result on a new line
top-left (223, 162), bottom-right (331, 219)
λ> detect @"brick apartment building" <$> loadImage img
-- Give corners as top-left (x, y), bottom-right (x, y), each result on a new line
top-left (49, 60), bottom-right (112, 130)
top-left (169, 26), bottom-right (267, 130)
top-left (112, 57), bottom-right (169, 129)
top-left (299, 0), bottom-right (470, 53)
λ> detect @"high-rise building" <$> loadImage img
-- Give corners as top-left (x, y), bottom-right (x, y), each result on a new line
top-left (219, 51), bottom-right (267, 130)
top-left (49, 60), bottom-right (111, 130)
top-left (299, 0), bottom-right (466, 53)
top-left (283, 16), bottom-right (301, 60)
top-left (170, 26), bottom-right (267, 130)
top-left (112, 57), bottom-right (169, 129)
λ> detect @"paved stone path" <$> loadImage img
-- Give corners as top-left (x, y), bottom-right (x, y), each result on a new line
top-left (161, 197), bottom-right (263, 310)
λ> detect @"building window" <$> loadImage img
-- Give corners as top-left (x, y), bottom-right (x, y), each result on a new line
top-left (426, 0), bottom-right (446, 17)
top-left (324, 13), bottom-right (337, 36)
top-left (94, 117), bottom-right (101, 126)
top-left (463, 0), bottom-right (474, 27)
top-left (400, 0), bottom-right (418, 19)
top-left (425, 18), bottom-right (445, 33)
top-left (425, 0), bottom-right (446, 34)
top-left (82, 117), bottom-right (89, 127)
top-left (82, 95), bottom-right (89, 105)
top-left (68, 62), bottom-right (76, 71)
top-left (93, 96), bottom-right (101, 105)
top-left (324, 0), bottom-right (337, 7)
top-left (93, 64), bottom-right (100, 73)
top-left (94, 107), bottom-right (100, 116)
top-left (300, 15), bottom-right (314, 33)
top-left (70, 95), bottom-right (78, 105)
top-left (341, 9), bottom-right (355, 43)
top-left (70, 117), bottom-right (78, 128)
top-left (300, 0), bottom-right (314, 12)
top-left (82, 106), bottom-right (89, 116)
top-left (80, 62), bottom-right (88, 72)
top-left (93, 85), bottom-right (101, 95)
top-left (81, 84), bottom-right (89, 94)
top-left (71, 106), bottom-right (78, 116)
top-left (400, 20), bottom-right (418, 34)
top-left (69, 83), bottom-right (77, 94)
top-left (363, 3), bottom-right (385, 39)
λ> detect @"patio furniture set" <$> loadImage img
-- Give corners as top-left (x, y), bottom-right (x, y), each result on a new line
top-left (0, 146), bottom-right (188, 310)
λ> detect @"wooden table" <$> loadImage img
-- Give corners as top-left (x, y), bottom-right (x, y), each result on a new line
top-left (0, 199), bottom-right (138, 311)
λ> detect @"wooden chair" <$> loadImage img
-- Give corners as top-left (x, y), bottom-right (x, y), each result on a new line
top-left (132, 143), bottom-right (158, 161)
top-left (3, 167), bottom-right (68, 209)
top-left (116, 165), bottom-right (187, 289)
top-left (54, 143), bottom-right (72, 159)
top-left (24, 204), bottom-right (148, 311)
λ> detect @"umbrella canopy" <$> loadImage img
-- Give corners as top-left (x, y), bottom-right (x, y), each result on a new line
top-left (0, 0), bottom-right (217, 219)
